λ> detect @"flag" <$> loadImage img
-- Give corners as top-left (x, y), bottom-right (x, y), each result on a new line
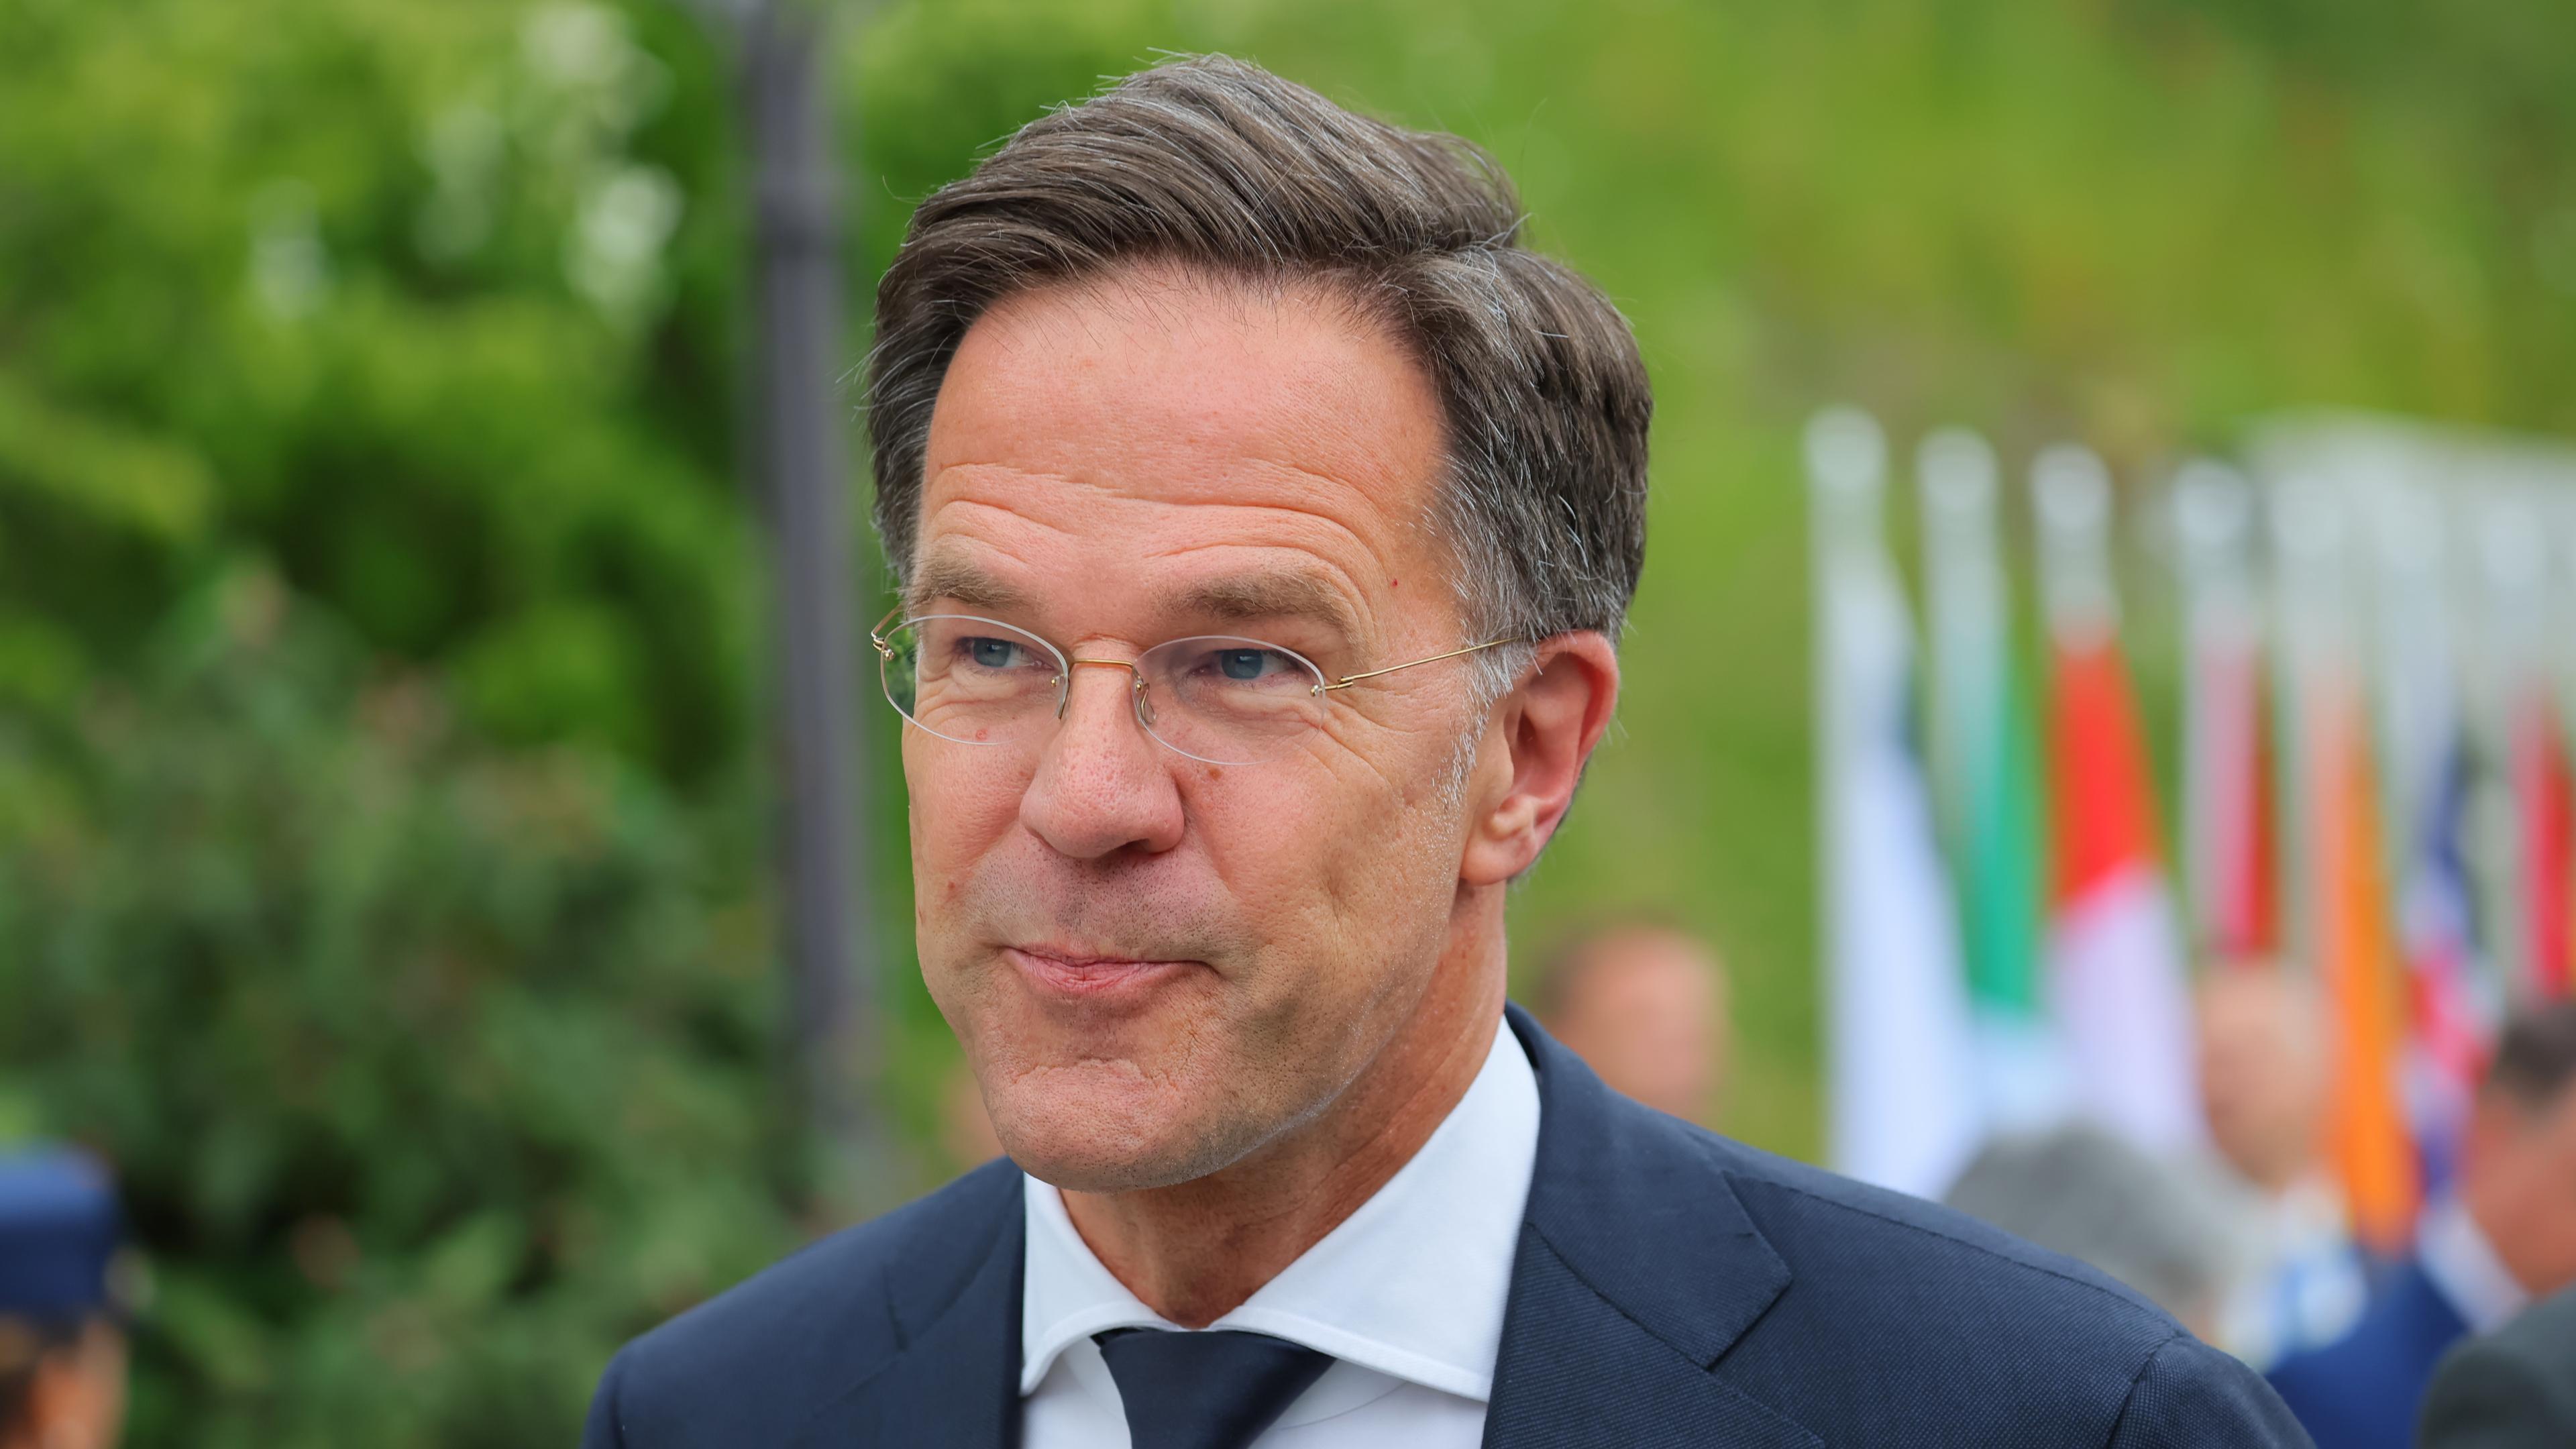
top-left (1810, 408), bottom-right (1984, 1198)
top-left (2310, 684), bottom-right (2422, 1255)
top-left (2035, 447), bottom-right (2201, 1151)
top-left (2176, 462), bottom-right (2276, 963)
top-left (1919, 429), bottom-right (2059, 1130)
top-left (2510, 693), bottom-right (2575, 1001)
top-left (2365, 475), bottom-right (2489, 1196)
top-left (2397, 737), bottom-right (2487, 1195)
top-left (2191, 649), bottom-right (2278, 961)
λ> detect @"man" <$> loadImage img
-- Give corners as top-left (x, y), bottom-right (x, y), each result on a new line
top-left (2418, 1285), bottom-right (2576, 1449)
top-left (2269, 1003), bottom-right (2576, 1449)
top-left (1536, 923), bottom-right (1729, 1124)
top-left (0, 1147), bottom-right (127, 1449)
top-left (585, 56), bottom-right (2304, 1448)
top-left (1943, 1124), bottom-right (2239, 1343)
top-left (2196, 966), bottom-right (2367, 1368)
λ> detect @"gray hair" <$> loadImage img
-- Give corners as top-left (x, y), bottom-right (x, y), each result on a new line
top-left (1943, 1126), bottom-right (2237, 1329)
top-left (864, 55), bottom-right (1651, 702)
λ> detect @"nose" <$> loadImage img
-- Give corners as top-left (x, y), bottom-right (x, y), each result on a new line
top-left (1019, 658), bottom-right (1186, 860)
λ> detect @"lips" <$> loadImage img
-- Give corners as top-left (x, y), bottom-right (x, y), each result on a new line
top-left (1004, 945), bottom-right (1197, 1000)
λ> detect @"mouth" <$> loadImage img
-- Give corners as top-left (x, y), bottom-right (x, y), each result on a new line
top-left (1004, 945), bottom-right (1199, 1000)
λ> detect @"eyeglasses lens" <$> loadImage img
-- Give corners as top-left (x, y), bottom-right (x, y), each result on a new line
top-left (877, 617), bottom-right (1328, 765)
top-left (880, 615), bottom-right (1064, 747)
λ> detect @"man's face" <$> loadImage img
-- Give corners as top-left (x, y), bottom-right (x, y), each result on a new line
top-left (2463, 1080), bottom-right (2576, 1298)
top-left (1547, 933), bottom-right (1726, 1123)
top-left (2194, 971), bottom-right (2324, 1193)
top-left (905, 268), bottom-right (1497, 1193)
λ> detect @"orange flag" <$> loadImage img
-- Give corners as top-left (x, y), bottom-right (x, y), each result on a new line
top-left (2313, 685), bottom-right (2421, 1256)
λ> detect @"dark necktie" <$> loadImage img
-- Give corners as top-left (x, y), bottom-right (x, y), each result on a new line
top-left (1092, 1327), bottom-right (1333, 1449)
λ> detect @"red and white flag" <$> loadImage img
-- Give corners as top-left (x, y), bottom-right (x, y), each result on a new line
top-left (2035, 447), bottom-right (2201, 1151)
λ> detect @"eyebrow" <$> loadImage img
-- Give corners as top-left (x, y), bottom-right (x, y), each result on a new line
top-left (907, 547), bottom-right (1363, 645)
top-left (906, 549), bottom-right (1032, 616)
top-left (1169, 570), bottom-right (1360, 643)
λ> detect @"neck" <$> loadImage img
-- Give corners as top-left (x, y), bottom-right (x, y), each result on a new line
top-left (1061, 899), bottom-right (1508, 1328)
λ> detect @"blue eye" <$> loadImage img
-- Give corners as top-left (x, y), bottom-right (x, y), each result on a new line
top-left (967, 637), bottom-right (1021, 669)
top-left (1218, 649), bottom-right (1268, 681)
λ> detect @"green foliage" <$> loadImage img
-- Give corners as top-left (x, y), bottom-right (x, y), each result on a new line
top-left (0, 568), bottom-right (796, 1446)
top-left (0, 0), bottom-right (751, 780)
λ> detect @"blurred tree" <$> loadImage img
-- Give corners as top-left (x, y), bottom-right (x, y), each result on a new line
top-left (0, 0), bottom-right (752, 781)
top-left (0, 566), bottom-right (796, 1446)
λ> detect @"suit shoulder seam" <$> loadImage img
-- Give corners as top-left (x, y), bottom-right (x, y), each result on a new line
top-left (2100, 1328), bottom-right (2194, 1447)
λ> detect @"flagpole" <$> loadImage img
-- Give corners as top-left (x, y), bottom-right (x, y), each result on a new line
top-left (1921, 427), bottom-right (2056, 1131)
top-left (2174, 459), bottom-right (2263, 960)
top-left (2033, 445), bottom-right (2202, 1152)
top-left (1809, 407), bottom-right (1982, 1197)
top-left (720, 0), bottom-right (899, 1214)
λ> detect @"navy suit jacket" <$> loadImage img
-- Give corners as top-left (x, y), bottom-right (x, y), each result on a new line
top-left (2267, 1258), bottom-right (2471, 1449)
top-left (586, 1006), bottom-right (2309, 1447)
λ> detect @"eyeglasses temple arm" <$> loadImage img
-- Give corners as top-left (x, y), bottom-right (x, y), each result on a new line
top-left (868, 606), bottom-right (904, 656)
top-left (1320, 638), bottom-right (1517, 692)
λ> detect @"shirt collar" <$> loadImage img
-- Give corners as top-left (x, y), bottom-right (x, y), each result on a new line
top-left (2417, 1197), bottom-right (2530, 1334)
top-left (1020, 1014), bottom-right (1540, 1401)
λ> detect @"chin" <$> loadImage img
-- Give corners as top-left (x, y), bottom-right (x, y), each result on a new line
top-left (987, 1062), bottom-right (1263, 1193)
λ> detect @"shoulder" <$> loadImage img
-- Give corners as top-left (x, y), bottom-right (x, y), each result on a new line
top-left (2465, 1285), bottom-right (2576, 1377)
top-left (1707, 1127), bottom-right (2178, 1330)
top-left (1511, 1011), bottom-right (2298, 1442)
top-left (2419, 1289), bottom-right (2576, 1448)
top-left (1672, 1120), bottom-right (2302, 1444)
top-left (585, 1159), bottom-right (1022, 1446)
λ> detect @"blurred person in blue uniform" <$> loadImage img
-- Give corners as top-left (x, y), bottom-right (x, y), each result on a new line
top-left (2268, 1002), bottom-right (2576, 1449)
top-left (0, 1146), bottom-right (127, 1449)
top-left (1536, 924), bottom-right (1730, 1125)
top-left (2416, 1284), bottom-right (2576, 1449)
top-left (2196, 967), bottom-right (2368, 1369)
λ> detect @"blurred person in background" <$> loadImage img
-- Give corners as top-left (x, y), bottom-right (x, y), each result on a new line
top-left (1942, 1124), bottom-right (2239, 1342)
top-left (584, 55), bottom-right (2306, 1449)
top-left (2416, 1284), bottom-right (2576, 1449)
top-left (0, 1148), bottom-right (125, 1449)
top-left (2269, 1002), bottom-right (2576, 1449)
top-left (2196, 966), bottom-right (2368, 1369)
top-left (1534, 923), bottom-right (1730, 1124)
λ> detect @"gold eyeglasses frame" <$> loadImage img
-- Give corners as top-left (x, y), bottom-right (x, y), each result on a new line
top-left (867, 607), bottom-right (1520, 759)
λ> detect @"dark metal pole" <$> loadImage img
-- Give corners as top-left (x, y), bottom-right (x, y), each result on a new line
top-left (739, 0), bottom-right (892, 1214)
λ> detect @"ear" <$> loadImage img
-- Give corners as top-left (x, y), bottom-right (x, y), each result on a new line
top-left (1460, 632), bottom-right (1619, 887)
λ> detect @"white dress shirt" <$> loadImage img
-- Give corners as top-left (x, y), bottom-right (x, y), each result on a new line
top-left (2416, 1197), bottom-right (2529, 1334)
top-left (2211, 1173), bottom-right (2366, 1370)
top-left (1019, 1016), bottom-right (1541, 1448)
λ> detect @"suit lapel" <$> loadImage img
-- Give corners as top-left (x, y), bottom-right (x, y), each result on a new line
top-left (786, 1170), bottom-right (1026, 1449)
top-left (1485, 1007), bottom-right (1818, 1449)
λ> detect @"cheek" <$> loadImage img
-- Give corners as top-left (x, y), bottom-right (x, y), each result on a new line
top-left (1228, 749), bottom-right (1450, 908)
top-left (905, 749), bottom-right (1029, 922)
